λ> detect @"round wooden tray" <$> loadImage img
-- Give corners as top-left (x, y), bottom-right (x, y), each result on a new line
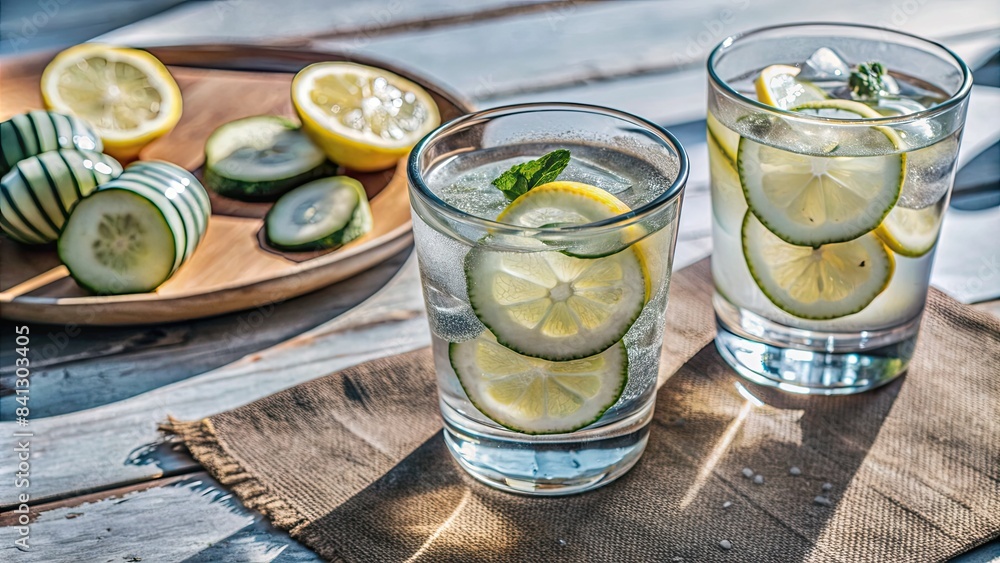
top-left (0, 45), bottom-right (472, 325)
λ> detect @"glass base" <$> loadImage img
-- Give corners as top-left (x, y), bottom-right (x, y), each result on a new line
top-left (441, 399), bottom-right (652, 496)
top-left (714, 294), bottom-right (919, 395)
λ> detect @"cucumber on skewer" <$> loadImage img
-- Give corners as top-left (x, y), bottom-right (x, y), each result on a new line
top-left (0, 149), bottom-right (121, 244)
top-left (59, 160), bottom-right (211, 294)
top-left (265, 176), bottom-right (372, 251)
top-left (0, 110), bottom-right (103, 176)
top-left (204, 116), bottom-right (334, 200)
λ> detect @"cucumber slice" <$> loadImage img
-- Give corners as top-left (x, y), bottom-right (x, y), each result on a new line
top-left (0, 149), bottom-right (121, 244)
top-left (265, 176), bottom-right (372, 251)
top-left (59, 190), bottom-right (177, 294)
top-left (450, 330), bottom-right (628, 435)
top-left (204, 116), bottom-right (333, 200)
top-left (0, 110), bottom-right (102, 176)
top-left (59, 160), bottom-right (211, 294)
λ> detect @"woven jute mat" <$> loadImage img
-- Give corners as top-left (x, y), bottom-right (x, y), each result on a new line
top-left (165, 259), bottom-right (1000, 562)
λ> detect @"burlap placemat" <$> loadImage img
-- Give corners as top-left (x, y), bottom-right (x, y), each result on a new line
top-left (164, 259), bottom-right (1000, 562)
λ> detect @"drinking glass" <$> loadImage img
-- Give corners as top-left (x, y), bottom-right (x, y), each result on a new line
top-left (408, 103), bottom-right (688, 494)
top-left (707, 23), bottom-right (972, 394)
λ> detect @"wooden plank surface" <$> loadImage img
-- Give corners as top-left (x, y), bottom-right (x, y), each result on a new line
top-left (99, 0), bottom-right (1000, 102)
top-left (0, 249), bottom-right (409, 418)
top-left (0, 254), bottom-right (430, 507)
top-left (296, 1), bottom-right (999, 100)
top-left (0, 472), bottom-right (319, 562)
top-left (95, 0), bottom-right (562, 46)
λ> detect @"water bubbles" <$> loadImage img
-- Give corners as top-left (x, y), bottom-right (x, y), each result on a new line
top-left (437, 175), bottom-right (509, 220)
top-left (898, 134), bottom-right (959, 209)
top-left (412, 216), bottom-right (471, 302)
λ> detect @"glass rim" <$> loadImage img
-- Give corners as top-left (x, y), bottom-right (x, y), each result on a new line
top-left (707, 22), bottom-right (974, 126)
top-left (407, 102), bottom-right (689, 236)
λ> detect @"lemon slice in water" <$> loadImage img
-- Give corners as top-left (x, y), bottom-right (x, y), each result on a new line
top-left (465, 183), bottom-right (649, 361)
top-left (876, 204), bottom-right (944, 258)
top-left (755, 64), bottom-right (828, 109)
top-left (742, 212), bottom-right (895, 319)
top-left (738, 100), bottom-right (906, 246)
top-left (450, 330), bottom-right (627, 434)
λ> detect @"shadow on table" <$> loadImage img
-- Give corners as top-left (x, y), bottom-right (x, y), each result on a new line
top-left (297, 344), bottom-right (902, 562)
top-left (0, 247), bottom-right (411, 419)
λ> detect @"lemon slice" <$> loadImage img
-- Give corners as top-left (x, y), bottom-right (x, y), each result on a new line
top-left (496, 180), bottom-right (649, 260)
top-left (738, 100), bottom-right (905, 246)
top-left (292, 62), bottom-right (440, 172)
top-left (450, 330), bottom-right (627, 434)
top-left (755, 64), bottom-right (828, 109)
top-left (876, 204), bottom-right (944, 258)
top-left (41, 44), bottom-right (182, 160)
top-left (466, 184), bottom-right (648, 361)
top-left (707, 131), bottom-right (746, 235)
top-left (743, 212), bottom-right (894, 319)
top-left (706, 112), bottom-right (740, 164)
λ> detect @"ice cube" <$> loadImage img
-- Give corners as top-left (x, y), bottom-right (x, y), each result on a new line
top-left (797, 47), bottom-right (850, 84)
top-left (422, 284), bottom-right (486, 342)
top-left (881, 75), bottom-right (901, 96)
top-left (412, 215), bottom-right (472, 300)
top-left (560, 156), bottom-right (631, 195)
top-left (898, 135), bottom-right (959, 209)
top-left (873, 96), bottom-right (927, 117)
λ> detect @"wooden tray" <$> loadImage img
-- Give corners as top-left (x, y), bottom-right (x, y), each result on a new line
top-left (0, 45), bottom-right (472, 325)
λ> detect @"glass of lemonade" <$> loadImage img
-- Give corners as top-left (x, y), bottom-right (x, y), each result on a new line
top-left (707, 24), bottom-right (972, 394)
top-left (408, 103), bottom-right (687, 494)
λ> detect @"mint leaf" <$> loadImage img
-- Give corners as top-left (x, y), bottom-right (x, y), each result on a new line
top-left (849, 61), bottom-right (887, 99)
top-left (491, 149), bottom-right (570, 202)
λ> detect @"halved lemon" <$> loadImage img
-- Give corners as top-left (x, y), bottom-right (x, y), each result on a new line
top-left (41, 44), bottom-right (182, 160)
top-left (450, 330), bottom-right (627, 434)
top-left (738, 99), bottom-right (906, 247)
top-left (742, 212), bottom-right (894, 319)
top-left (292, 62), bottom-right (440, 172)
top-left (755, 64), bottom-right (828, 109)
top-left (466, 183), bottom-right (650, 361)
top-left (876, 203), bottom-right (944, 258)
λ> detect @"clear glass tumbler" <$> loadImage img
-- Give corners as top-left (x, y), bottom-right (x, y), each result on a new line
top-left (408, 103), bottom-right (688, 494)
top-left (707, 24), bottom-right (972, 394)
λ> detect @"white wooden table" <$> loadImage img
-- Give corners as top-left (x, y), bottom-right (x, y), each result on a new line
top-left (1, 1), bottom-right (998, 561)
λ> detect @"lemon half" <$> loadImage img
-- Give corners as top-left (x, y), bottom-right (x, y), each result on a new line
top-left (292, 62), bottom-right (440, 171)
top-left (41, 44), bottom-right (182, 160)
